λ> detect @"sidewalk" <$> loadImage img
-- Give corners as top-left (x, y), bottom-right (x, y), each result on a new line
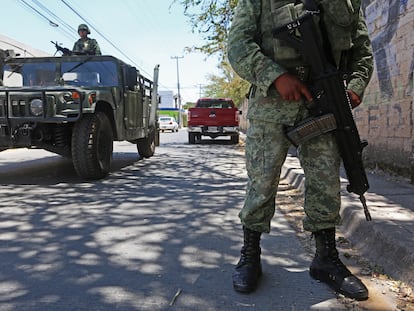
top-left (281, 151), bottom-right (414, 289)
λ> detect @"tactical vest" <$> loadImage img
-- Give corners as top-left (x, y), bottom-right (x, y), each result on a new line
top-left (270, 0), bottom-right (360, 66)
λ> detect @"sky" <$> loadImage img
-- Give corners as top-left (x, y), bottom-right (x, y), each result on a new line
top-left (0, 0), bottom-right (221, 103)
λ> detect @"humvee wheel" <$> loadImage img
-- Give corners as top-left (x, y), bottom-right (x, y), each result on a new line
top-left (137, 126), bottom-right (156, 158)
top-left (72, 112), bottom-right (113, 180)
top-left (155, 129), bottom-right (160, 147)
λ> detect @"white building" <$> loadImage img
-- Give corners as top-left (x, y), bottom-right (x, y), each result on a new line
top-left (0, 34), bottom-right (50, 57)
top-left (158, 90), bottom-right (175, 109)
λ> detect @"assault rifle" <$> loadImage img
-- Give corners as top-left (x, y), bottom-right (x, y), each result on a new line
top-left (51, 41), bottom-right (72, 56)
top-left (273, 11), bottom-right (372, 221)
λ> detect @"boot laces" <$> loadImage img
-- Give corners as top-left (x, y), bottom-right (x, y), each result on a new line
top-left (239, 228), bottom-right (261, 265)
top-left (313, 230), bottom-right (352, 277)
top-left (322, 236), bottom-right (351, 276)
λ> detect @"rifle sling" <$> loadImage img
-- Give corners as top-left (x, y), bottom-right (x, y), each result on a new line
top-left (301, 0), bottom-right (337, 66)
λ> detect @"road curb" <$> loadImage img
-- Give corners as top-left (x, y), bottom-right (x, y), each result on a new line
top-left (281, 154), bottom-right (414, 289)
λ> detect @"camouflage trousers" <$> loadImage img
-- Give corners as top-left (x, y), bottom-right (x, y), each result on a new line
top-left (240, 118), bottom-right (341, 233)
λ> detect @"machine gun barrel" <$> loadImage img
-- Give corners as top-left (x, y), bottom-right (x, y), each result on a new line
top-left (51, 41), bottom-right (72, 56)
top-left (273, 12), bottom-right (371, 221)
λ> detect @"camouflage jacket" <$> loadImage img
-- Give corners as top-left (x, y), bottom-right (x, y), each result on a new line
top-left (72, 38), bottom-right (102, 55)
top-left (227, 0), bottom-right (373, 123)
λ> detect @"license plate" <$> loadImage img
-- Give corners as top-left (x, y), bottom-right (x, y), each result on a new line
top-left (208, 126), bottom-right (218, 132)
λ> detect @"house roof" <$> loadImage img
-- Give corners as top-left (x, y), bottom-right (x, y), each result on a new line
top-left (0, 33), bottom-right (50, 57)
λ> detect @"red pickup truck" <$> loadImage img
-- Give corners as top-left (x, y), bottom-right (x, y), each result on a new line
top-left (187, 98), bottom-right (241, 144)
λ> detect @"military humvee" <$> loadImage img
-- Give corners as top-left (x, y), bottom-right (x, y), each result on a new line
top-left (0, 49), bottom-right (160, 180)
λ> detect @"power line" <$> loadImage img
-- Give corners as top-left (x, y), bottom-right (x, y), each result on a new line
top-left (18, 0), bottom-right (77, 46)
top-left (16, 0), bottom-right (176, 94)
top-left (32, 0), bottom-right (77, 40)
top-left (60, 0), bottom-right (152, 78)
top-left (19, 0), bottom-right (59, 27)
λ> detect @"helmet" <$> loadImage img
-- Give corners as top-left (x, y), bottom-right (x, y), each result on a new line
top-left (78, 24), bottom-right (90, 34)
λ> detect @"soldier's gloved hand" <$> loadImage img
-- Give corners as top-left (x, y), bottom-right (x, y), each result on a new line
top-left (347, 90), bottom-right (361, 109)
top-left (273, 73), bottom-right (313, 102)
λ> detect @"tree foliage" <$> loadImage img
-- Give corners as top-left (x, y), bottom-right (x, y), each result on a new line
top-left (172, 0), bottom-right (249, 104)
top-left (171, 0), bottom-right (238, 57)
top-left (203, 61), bottom-right (249, 107)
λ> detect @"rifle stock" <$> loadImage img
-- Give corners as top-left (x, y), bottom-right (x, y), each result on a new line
top-left (273, 12), bottom-right (372, 221)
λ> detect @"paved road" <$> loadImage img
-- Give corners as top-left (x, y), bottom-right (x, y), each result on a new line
top-left (0, 130), bottom-right (399, 310)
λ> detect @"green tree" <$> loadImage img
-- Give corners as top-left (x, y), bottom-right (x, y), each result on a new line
top-left (171, 0), bottom-right (238, 57)
top-left (172, 0), bottom-right (249, 104)
top-left (204, 61), bottom-right (249, 106)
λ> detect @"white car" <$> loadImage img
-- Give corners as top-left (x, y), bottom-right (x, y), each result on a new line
top-left (159, 116), bottom-right (179, 132)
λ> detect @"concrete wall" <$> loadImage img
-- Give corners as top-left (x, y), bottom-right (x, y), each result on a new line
top-left (358, 0), bottom-right (414, 181)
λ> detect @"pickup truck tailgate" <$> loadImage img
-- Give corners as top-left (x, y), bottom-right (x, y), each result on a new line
top-left (188, 108), bottom-right (239, 126)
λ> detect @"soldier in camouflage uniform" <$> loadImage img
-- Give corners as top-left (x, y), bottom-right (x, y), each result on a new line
top-left (227, 0), bottom-right (373, 300)
top-left (72, 24), bottom-right (102, 56)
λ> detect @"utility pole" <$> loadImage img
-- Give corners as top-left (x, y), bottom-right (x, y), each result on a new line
top-left (171, 56), bottom-right (184, 127)
top-left (199, 84), bottom-right (203, 98)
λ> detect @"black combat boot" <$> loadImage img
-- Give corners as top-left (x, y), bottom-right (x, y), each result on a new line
top-left (232, 226), bottom-right (262, 293)
top-left (309, 228), bottom-right (368, 300)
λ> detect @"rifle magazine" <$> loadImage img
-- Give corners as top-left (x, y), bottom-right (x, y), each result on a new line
top-left (285, 113), bottom-right (337, 146)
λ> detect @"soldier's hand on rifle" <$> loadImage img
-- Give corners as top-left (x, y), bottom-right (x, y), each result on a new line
top-left (347, 90), bottom-right (361, 109)
top-left (274, 73), bottom-right (313, 102)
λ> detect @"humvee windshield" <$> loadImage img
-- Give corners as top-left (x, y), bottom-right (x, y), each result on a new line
top-left (3, 60), bottom-right (119, 87)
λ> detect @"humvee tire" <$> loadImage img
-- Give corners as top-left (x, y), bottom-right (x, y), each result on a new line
top-left (155, 128), bottom-right (160, 147)
top-left (72, 111), bottom-right (113, 180)
top-left (137, 126), bottom-right (156, 158)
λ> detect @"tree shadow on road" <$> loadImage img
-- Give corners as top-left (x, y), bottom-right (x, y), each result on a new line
top-left (0, 142), bottom-right (343, 310)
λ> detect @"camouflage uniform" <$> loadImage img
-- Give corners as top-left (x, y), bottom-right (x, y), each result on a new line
top-left (72, 38), bottom-right (101, 56)
top-left (228, 0), bottom-right (373, 233)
